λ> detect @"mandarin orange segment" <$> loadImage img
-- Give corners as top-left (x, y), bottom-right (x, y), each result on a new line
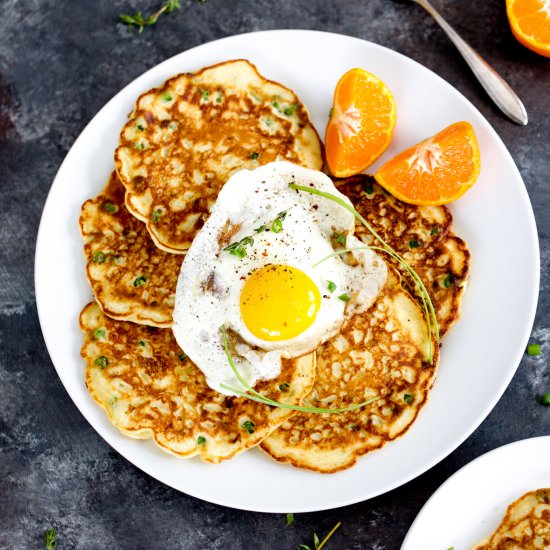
top-left (506, 0), bottom-right (550, 57)
top-left (325, 68), bottom-right (396, 178)
top-left (374, 121), bottom-right (481, 206)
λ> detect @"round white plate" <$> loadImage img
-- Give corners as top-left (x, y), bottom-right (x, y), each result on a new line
top-left (35, 30), bottom-right (539, 513)
top-left (402, 436), bottom-right (550, 549)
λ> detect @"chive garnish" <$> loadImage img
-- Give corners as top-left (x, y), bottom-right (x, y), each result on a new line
top-left (338, 293), bottom-right (350, 302)
top-left (200, 89), bottom-right (209, 101)
top-left (527, 343), bottom-right (541, 356)
top-left (408, 239), bottom-right (422, 249)
top-left (442, 273), bottom-right (454, 288)
top-left (279, 383), bottom-right (290, 392)
top-left (284, 103), bottom-right (297, 116)
top-left (152, 208), bottom-right (163, 223)
top-left (430, 227), bottom-right (439, 236)
top-left (137, 123), bottom-right (145, 131)
top-left (286, 513), bottom-right (294, 525)
top-left (93, 251), bottom-right (106, 264)
top-left (44, 528), bottom-right (57, 550)
top-left (249, 152), bottom-right (260, 160)
top-left (403, 393), bottom-right (414, 404)
top-left (541, 393), bottom-right (550, 406)
top-left (327, 281), bottom-right (336, 293)
top-left (135, 142), bottom-right (145, 150)
top-left (197, 435), bottom-right (206, 445)
top-left (138, 339), bottom-right (146, 347)
top-left (216, 92), bottom-right (223, 103)
top-left (288, 182), bottom-right (439, 363)
top-left (93, 329), bottom-right (106, 340)
top-left (95, 356), bottom-right (108, 369)
top-left (179, 352), bottom-right (187, 362)
top-left (332, 232), bottom-right (346, 246)
top-left (133, 275), bottom-right (147, 287)
top-left (220, 326), bottom-right (379, 414)
top-left (102, 202), bottom-right (118, 213)
top-left (242, 420), bottom-right (255, 434)
top-left (162, 92), bottom-right (173, 102)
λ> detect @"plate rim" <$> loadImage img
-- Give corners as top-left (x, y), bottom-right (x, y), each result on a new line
top-left (34, 28), bottom-right (540, 513)
top-left (401, 435), bottom-right (550, 549)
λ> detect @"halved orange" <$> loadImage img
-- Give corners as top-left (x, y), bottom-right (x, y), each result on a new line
top-left (374, 121), bottom-right (481, 206)
top-left (506, 0), bottom-right (550, 58)
top-left (325, 68), bottom-right (396, 178)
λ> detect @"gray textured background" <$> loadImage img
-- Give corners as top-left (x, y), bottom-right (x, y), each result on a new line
top-left (1, 1), bottom-right (548, 548)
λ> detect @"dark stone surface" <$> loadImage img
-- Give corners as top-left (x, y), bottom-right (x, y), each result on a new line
top-left (0, 1), bottom-right (548, 548)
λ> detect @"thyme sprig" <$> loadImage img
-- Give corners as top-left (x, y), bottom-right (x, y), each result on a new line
top-left (298, 522), bottom-right (342, 550)
top-left (119, 0), bottom-right (181, 32)
top-left (223, 210), bottom-right (287, 259)
top-left (289, 182), bottom-right (439, 363)
top-left (220, 327), bottom-right (378, 414)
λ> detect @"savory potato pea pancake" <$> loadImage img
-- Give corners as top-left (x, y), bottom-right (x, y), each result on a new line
top-left (337, 175), bottom-right (470, 336)
top-left (473, 488), bottom-right (550, 549)
top-left (261, 269), bottom-right (438, 473)
top-left (115, 59), bottom-right (323, 253)
top-left (79, 172), bottom-right (181, 327)
top-left (80, 302), bottom-right (315, 462)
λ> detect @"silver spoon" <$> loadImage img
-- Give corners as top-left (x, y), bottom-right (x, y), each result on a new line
top-left (411, 0), bottom-right (528, 125)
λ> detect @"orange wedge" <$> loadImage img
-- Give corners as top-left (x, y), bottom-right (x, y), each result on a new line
top-left (325, 68), bottom-right (396, 178)
top-left (374, 121), bottom-right (481, 206)
top-left (506, 0), bottom-right (550, 58)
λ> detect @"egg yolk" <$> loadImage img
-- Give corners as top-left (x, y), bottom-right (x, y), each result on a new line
top-left (240, 264), bottom-right (321, 341)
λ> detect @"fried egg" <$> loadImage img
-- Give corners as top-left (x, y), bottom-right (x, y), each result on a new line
top-left (172, 161), bottom-right (387, 394)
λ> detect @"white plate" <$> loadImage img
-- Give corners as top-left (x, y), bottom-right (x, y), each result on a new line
top-left (402, 436), bottom-right (550, 549)
top-left (35, 30), bottom-right (539, 513)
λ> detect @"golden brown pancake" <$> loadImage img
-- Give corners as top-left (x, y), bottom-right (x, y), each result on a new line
top-left (337, 175), bottom-right (470, 336)
top-left (261, 269), bottom-right (438, 473)
top-left (473, 488), bottom-right (550, 549)
top-left (115, 59), bottom-right (324, 253)
top-left (79, 172), bottom-right (182, 327)
top-left (80, 302), bottom-right (316, 463)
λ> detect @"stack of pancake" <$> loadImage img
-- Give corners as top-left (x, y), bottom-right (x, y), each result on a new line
top-left (79, 59), bottom-right (470, 471)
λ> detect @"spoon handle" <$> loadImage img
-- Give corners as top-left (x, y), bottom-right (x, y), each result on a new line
top-left (414, 0), bottom-right (528, 125)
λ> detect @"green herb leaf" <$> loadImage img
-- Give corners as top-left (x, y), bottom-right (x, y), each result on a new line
top-left (299, 522), bottom-right (342, 550)
top-left (541, 393), bottom-right (550, 406)
top-left (403, 393), bottom-right (414, 404)
top-left (93, 251), bottom-right (106, 264)
top-left (338, 293), bottom-right (350, 302)
top-left (200, 89), bottom-right (209, 101)
top-left (430, 227), bottom-right (439, 236)
top-left (93, 328), bottom-right (106, 340)
top-left (313, 533), bottom-right (320, 548)
top-left (329, 107), bottom-right (334, 118)
top-left (364, 182), bottom-right (374, 194)
top-left (249, 152), bottom-right (260, 160)
top-left (284, 103), bottom-right (297, 116)
top-left (119, 0), bottom-right (182, 32)
top-left (102, 202), bottom-right (118, 213)
top-left (138, 339), bottom-right (146, 347)
top-left (242, 420), bottom-right (255, 434)
top-left (137, 123), bottom-right (145, 131)
top-left (327, 281), bottom-right (336, 293)
top-left (279, 383), bottom-right (290, 392)
top-left (527, 343), bottom-right (541, 356)
top-left (442, 273), bottom-right (454, 288)
top-left (162, 92), bottom-right (173, 102)
top-left (408, 239), bottom-right (422, 249)
top-left (135, 142), bottom-right (145, 150)
top-left (286, 512), bottom-right (294, 525)
top-left (44, 528), bottom-right (57, 550)
top-left (179, 352), bottom-right (187, 362)
top-left (133, 275), bottom-right (147, 287)
top-left (152, 208), bottom-right (163, 223)
top-left (332, 232), bottom-right (346, 246)
top-left (95, 356), bottom-right (108, 369)
top-left (197, 435), bottom-right (206, 445)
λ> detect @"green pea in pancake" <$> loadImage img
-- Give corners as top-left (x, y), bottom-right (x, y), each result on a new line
top-left (80, 302), bottom-right (316, 463)
top-left (115, 59), bottom-right (324, 254)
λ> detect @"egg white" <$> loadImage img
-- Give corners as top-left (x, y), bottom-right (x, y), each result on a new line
top-left (172, 161), bottom-right (387, 395)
